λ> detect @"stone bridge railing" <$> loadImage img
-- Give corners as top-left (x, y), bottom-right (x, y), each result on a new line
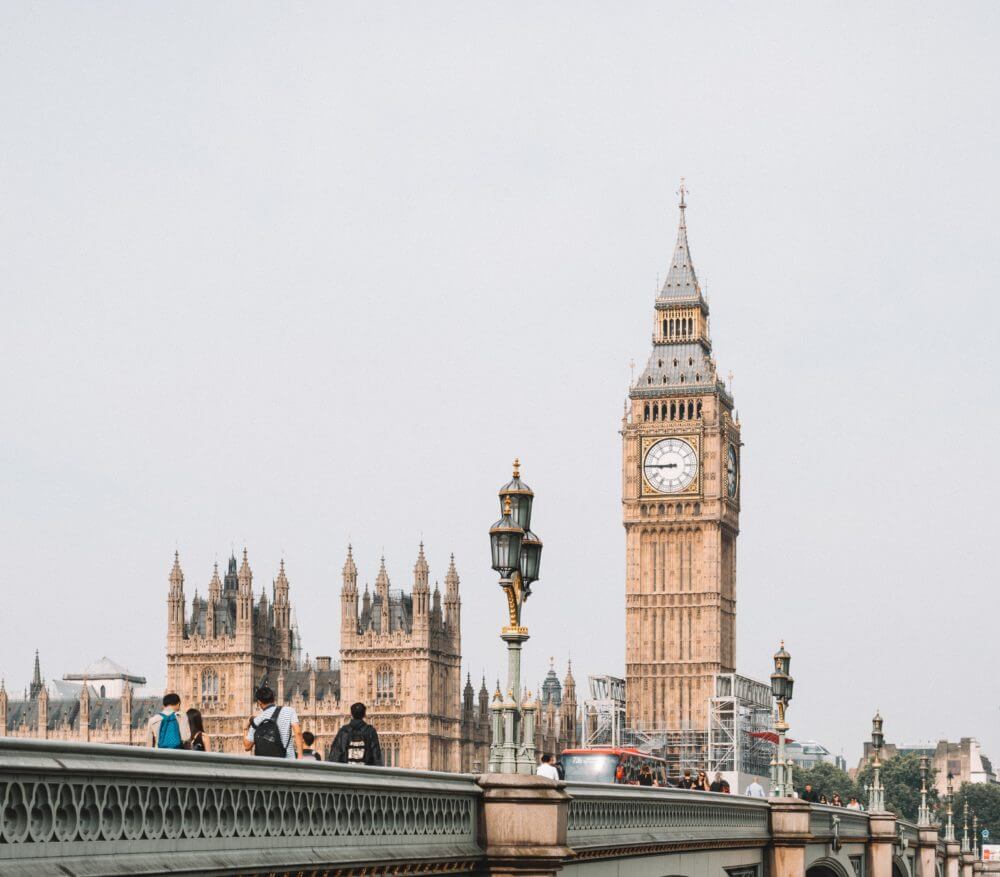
top-left (566, 782), bottom-right (770, 856)
top-left (0, 737), bottom-right (481, 876)
top-left (0, 738), bottom-right (966, 877)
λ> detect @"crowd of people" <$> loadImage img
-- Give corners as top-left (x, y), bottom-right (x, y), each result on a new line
top-left (144, 695), bottom-right (867, 812)
top-left (146, 687), bottom-right (385, 764)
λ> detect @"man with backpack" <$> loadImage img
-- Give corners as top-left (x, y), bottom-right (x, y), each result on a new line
top-left (147, 693), bottom-right (191, 750)
top-left (244, 685), bottom-right (303, 759)
top-left (327, 702), bottom-right (383, 766)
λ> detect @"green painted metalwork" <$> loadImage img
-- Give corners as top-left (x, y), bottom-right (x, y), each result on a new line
top-left (565, 783), bottom-right (770, 852)
top-left (0, 738), bottom-right (481, 876)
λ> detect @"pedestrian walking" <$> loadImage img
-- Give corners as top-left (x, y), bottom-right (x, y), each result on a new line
top-left (801, 783), bottom-right (819, 802)
top-left (847, 797), bottom-right (863, 810)
top-left (831, 793), bottom-right (844, 807)
top-left (147, 693), bottom-right (191, 750)
top-left (187, 708), bottom-right (210, 752)
top-left (638, 764), bottom-right (656, 786)
top-left (244, 686), bottom-right (303, 759)
top-left (709, 772), bottom-right (730, 793)
top-left (678, 769), bottom-right (695, 789)
top-left (694, 770), bottom-right (711, 791)
top-left (537, 753), bottom-right (560, 780)
top-left (327, 702), bottom-right (383, 765)
top-left (300, 731), bottom-right (322, 761)
top-left (745, 778), bottom-right (766, 797)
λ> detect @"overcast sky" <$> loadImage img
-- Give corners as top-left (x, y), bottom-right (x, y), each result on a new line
top-left (2, 2), bottom-right (998, 767)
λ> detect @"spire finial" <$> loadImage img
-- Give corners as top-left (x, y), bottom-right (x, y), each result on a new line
top-left (677, 177), bottom-right (687, 209)
top-left (512, 458), bottom-right (520, 479)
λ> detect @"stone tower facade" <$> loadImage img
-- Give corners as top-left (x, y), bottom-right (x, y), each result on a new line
top-left (340, 544), bottom-right (476, 772)
top-left (164, 545), bottom-right (491, 771)
top-left (622, 188), bottom-right (741, 732)
top-left (536, 660), bottom-right (581, 758)
top-left (165, 550), bottom-right (300, 751)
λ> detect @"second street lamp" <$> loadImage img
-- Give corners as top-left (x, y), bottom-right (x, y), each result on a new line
top-left (488, 459), bottom-right (544, 775)
top-left (770, 641), bottom-right (794, 797)
top-left (869, 711), bottom-right (886, 813)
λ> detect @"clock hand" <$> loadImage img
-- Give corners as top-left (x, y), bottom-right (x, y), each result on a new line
top-left (645, 463), bottom-right (678, 469)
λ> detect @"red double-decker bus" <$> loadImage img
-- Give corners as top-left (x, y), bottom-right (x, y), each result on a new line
top-left (560, 747), bottom-right (671, 786)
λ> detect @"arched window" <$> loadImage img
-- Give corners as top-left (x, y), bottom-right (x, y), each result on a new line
top-left (376, 665), bottom-right (395, 703)
top-left (679, 401), bottom-right (685, 420)
top-left (696, 400), bottom-right (702, 418)
top-left (652, 404), bottom-right (659, 421)
top-left (688, 401), bottom-right (694, 419)
top-left (643, 404), bottom-right (650, 421)
top-left (662, 320), bottom-right (667, 337)
top-left (99, 685), bottom-right (106, 698)
top-left (669, 318), bottom-right (674, 337)
top-left (657, 503), bottom-right (665, 514)
top-left (669, 401), bottom-right (676, 420)
top-left (688, 318), bottom-right (693, 335)
top-left (679, 374), bottom-right (685, 383)
top-left (201, 669), bottom-right (219, 702)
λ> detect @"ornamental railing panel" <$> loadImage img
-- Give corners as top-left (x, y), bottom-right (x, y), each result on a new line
top-left (810, 804), bottom-right (870, 840)
top-left (565, 783), bottom-right (770, 853)
top-left (0, 738), bottom-right (482, 877)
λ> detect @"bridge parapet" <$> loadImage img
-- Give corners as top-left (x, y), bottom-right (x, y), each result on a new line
top-left (0, 737), bottom-right (482, 877)
top-left (566, 782), bottom-right (770, 856)
top-left (809, 803), bottom-right (870, 842)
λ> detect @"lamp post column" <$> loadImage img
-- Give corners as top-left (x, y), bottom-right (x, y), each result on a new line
top-left (488, 460), bottom-right (544, 777)
top-left (769, 642), bottom-right (794, 797)
top-left (869, 711), bottom-right (886, 813)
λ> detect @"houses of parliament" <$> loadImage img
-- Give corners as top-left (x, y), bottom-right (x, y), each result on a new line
top-left (2, 544), bottom-right (579, 773)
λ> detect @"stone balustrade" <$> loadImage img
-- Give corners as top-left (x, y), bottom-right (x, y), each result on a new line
top-left (0, 737), bottom-right (482, 876)
top-left (0, 737), bottom-right (955, 877)
top-left (566, 782), bottom-right (770, 855)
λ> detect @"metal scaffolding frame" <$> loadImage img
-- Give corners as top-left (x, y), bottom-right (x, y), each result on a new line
top-left (707, 673), bottom-right (774, 778)
top-left (583, 675), bottom-right (626, 748)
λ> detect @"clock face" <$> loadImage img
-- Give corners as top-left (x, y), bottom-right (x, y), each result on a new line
top-left (727, 445), bottom-right (738, 498)
top-left (643, 438), bottom-right (698, 494)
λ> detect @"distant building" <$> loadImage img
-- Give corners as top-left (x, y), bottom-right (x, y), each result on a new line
top-left (535, 660), bottom-right (580, 758)
top-left (786, 738), bottom-right (846, 772)
top-left (63, 656), bottom-right (147, 700)
top-left (856, 738), bottom-right (996, 794)
top-left (0, 651), bottom-right (158, 744)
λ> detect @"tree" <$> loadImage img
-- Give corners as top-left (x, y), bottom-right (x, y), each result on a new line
top-left (794, 761), bottom-right (859, 802)
top-left (856, 751), bottom-right (938, 821)
top-left (953, 782), bottom-right (1000, 847)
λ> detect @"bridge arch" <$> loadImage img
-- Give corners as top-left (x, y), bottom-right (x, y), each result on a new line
top-left (806, 858), bottom-right (852, 877)
top-left (892, 855), bottom-right (910, 877)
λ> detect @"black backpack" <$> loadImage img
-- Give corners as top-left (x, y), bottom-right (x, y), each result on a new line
top-left (346, 724), bottom-right (369, 764)
top-left (252, 707), bottom-right (287, 757)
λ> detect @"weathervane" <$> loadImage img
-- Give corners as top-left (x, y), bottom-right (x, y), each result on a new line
top-left (677, 177), bottom-right (688, 208)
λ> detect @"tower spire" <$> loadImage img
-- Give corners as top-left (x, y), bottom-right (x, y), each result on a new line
top-left (29, 650), bottom-right (43, 699)
top-left (659, 181), bottom-right (700, 300)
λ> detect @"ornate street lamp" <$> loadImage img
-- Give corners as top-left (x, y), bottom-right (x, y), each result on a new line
top-left (944, 773), bottom-right (956, 843)
top-left (869, 711), bottom-right (886, 813)
top-left (769, 642), bottom-right (794, 797)
top-left (488, 459), bottom-right (544, 775)
top-left (973, 813), bottom-right (979, 859)
top-left (918, 754), bottom-right (931, 826)
top-left (962, 801), bottom-right (970, 853)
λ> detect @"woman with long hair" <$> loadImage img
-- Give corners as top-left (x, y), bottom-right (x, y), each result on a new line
top-left (695, 770), bottom-right (711, 791)
top-left (186, 708), bottom-right (210, 752)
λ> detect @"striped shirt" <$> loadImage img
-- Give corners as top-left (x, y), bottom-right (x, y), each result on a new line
top-left (246, 705), bottom-right (299, 759)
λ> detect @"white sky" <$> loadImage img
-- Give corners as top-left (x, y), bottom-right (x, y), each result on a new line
top-left (2, 2), bottom-right (998, 767)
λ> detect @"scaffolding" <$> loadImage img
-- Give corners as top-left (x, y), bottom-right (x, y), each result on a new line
top-left (583, 675), bottom-right (626, 748)
top-left (598, 672), bottom-right (775, 784)
top-left (708, 673), bottom-right (775, 779)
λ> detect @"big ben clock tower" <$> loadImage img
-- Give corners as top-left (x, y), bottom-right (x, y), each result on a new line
top-left (622, 184), bottom-right (740, 733)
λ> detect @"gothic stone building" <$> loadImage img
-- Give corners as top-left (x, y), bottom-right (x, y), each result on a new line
top-left (1, 652), bottom-right (159, 744)
top-left (166, 545), bottom-right (492, 772)
top-left (623, 189), bottom-right (741, 732)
